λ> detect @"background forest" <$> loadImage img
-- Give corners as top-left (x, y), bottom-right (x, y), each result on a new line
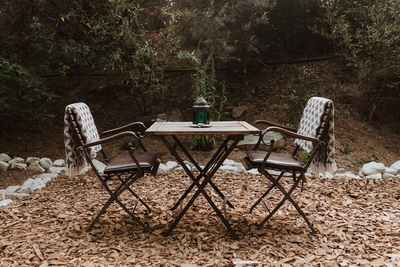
top-left (0, 0), bottom-right (399, 152)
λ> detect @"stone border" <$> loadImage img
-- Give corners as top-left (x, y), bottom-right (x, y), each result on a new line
top-left (1, 152), bottom-right (399, 207)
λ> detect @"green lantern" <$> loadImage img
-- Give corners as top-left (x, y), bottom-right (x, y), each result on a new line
top-left (192, 96), bottom-right (210, 126)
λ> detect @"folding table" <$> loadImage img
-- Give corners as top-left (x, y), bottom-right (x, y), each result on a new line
top-left (146, 121), bottom-right (259, 239)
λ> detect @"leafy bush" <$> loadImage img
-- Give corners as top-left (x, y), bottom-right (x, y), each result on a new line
top-left (319, 0), bottom-right (400, 121)
top-left (176, 0), bottom-right (273, 67)
top-left (0, 57), bottom-right (58, 126)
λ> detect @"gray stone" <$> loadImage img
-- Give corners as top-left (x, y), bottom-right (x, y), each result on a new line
top-left (5, 186), bottom-right (20, 194)
top-left (246, 168), bottom-right (260, 175)
top-left (223, 159), bottom-right (236, 166)
top-left (138, 109), bottom-right (183, 125)
top-left (0, 153), bottom-right (12, 162)
top-left (36, 173), bottom-right (58, 180)
top-left (166, 161), bottom-right (178, 169)
top-left (385, 167), bottom-right (397, 175)
top-left (390, 161), bottom-right (400, 173)
top-left (92, 159), bottom-right (106, 174)
top-left (6, 192), bottom-right (30, 200)
top-left (335, 171), bottom-right (361, 179)
top-left (9, 157), bottom-right (25, 164)
top-left (48, 166), bottom-right (64, 174)
top-left (157, 108), bottom-right (183, 122)
top-left (10, 162), bottom-right (27, 170)
top-left (0, 161), bottom-right (9, 171)
top-left (366, 173), bottom-right (382, 179)
top-left (361, 161), bottom-right (385, 176)
top-left (0, 199), bottom-right (13, 207)
top-left (26, 157), bottom-right (40, 165)
top-left (218, 165), bottom-right (238, 172)
top-left (36, 176), bottom-right (52, 184)
top-left (53, 159), bottom-right (65, 167)
top-left (261, 130), bottom-right (285, 149)
top-left (175, 161), bottom-right (194, 172)
top-left (157, 161), bottom-right (179, 172)
top-left (237, 130), bottom-right (285, 151)
top-left (27, 161), bottom-right (45, 172)
top-left (40, 157), bottom-right (53, 169)
top-left (157, 163), bottom-right (170, 173)
top-left (232, 105), bottom-right (248, 118)
top-left (383, 173), bottom-right (396, 178)
top-left (17, 178), bottom-right (46, 194)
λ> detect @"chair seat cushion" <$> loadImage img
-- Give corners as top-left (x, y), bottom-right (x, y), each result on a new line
top-left (104, 151), bottom-right (159, 174)
top-left (245, 150), bottom-right (304, 171)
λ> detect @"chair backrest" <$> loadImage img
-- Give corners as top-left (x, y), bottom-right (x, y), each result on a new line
top-left (65, 102), bottom-right (102, 153)
top-left (64, 102), bottom-right (102, 176)
top-left (294, 97), bottom-right (333, 153)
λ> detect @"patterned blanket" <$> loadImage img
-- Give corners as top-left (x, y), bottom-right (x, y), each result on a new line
top-left (294, 97), bottom-right (337, 177)
top-left (64, 103), bottom-right (101, 177)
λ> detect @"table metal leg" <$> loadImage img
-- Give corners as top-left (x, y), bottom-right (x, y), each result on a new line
top-left (160, 135), bottom-right (242, 240)
top-left (165, 135), bottom-right (236, 210)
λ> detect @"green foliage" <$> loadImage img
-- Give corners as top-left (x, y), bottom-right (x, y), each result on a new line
top-left (299, 150), bottom-right (309, 164)
top-left (180, 50), bottom-right (227, 121)
top-left (341, 144), bottom-right (351, 155)
top-left (189, 135), bottom-right (217, 151)
top-left (57, 0), bottom-right (180, 114)
top-left (0, 0), bottom-right (182, 116)
top-left (1, 0), bottom-right (398, 128)
top-left (0, 57), bottom-right (58, 125)
top-left (319, 0), bottom-right (400, 120)
top-left (178, 49), bottom-right (227, 150)
top-left (176, 0), bottom-right (273, 67)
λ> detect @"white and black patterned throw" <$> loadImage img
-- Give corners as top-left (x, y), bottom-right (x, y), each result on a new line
top-left (64, 103), bottom-right (101, 177)
top-left (294, 97), bottom-right (337, 177)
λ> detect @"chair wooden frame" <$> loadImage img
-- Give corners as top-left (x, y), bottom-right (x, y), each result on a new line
top-left (65, 105), bottom-right (159, 232)
top-left (241, 99), bottom-right (333, 234)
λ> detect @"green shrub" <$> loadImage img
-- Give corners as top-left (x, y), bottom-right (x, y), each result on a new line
top-left (0, 57), bottom-right (58, 126)
top-left (319, 0), bottom-right (400, 121)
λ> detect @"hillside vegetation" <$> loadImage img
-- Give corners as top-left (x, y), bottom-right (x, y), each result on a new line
top-left (0, 0), bottom-right (399, 163)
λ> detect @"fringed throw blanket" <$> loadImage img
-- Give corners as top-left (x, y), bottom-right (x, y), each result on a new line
top-left (294, 97), bottom-right (337, 178)
top-left (64, 103), bottom-right (101, 177)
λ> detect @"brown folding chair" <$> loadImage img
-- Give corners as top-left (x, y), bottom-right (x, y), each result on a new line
top-left (64, 102), bottom-right (159, 231)
top-left (240, 97), bottom-right (336, 234)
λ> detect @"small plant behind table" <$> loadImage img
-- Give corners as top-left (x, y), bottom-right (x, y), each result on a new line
top-left (299, 149), bottom-right (309, 164)
top-left (341, 144), bottom-right (351, 155)
top-left (178, 49), bottom-right (227, 150)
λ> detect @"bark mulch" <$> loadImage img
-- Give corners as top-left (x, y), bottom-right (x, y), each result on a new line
top-left (1, 171), bottom-right (400, 267)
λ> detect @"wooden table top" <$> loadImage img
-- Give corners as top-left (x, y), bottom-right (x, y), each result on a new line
top-left (145, 121), bottom-right (260, 136)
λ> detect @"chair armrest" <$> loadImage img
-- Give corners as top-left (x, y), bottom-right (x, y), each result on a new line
top-left (254, 120), bottom-right (297, 132)
top-left (82, 131), bottom-right (140, 149)
top-left (100, 122), bottom-right (147, 138)
top-left (265, 126), bottom-right (320, 143)
top-left (252, 121), bottom-right (297, 150)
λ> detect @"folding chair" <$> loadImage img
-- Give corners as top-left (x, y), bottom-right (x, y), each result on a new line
top-left (64, 102), bottom-right (159, 231)
top-left (240, 97), bottom-right (336, 234)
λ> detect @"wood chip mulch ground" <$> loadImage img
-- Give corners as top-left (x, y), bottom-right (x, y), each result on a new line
top-left (1, 171), bottom-right (400, 267)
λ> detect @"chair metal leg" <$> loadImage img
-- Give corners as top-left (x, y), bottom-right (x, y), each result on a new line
top-left (88, 172), bottom-right (149, 232)
top-left (257, 171), bottom-right (317, 235)
top-left (249, 172), bottom-right (284, 213)
top-left (117, 175), bottom-right (151, 213)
